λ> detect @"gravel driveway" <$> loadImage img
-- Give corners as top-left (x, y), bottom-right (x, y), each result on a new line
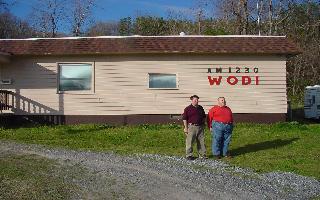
top-left (1, 141), bottom-right (319, 200)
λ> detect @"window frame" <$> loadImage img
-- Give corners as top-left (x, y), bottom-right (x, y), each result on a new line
top-left (57, 62), bottom-right (95, 94)
top-left (148, 73), bottom-right (179, 90)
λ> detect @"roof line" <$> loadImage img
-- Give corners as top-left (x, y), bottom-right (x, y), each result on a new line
top-left (0, 35), bottom-right (287, 41)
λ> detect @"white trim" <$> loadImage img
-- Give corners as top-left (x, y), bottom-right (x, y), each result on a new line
top-left (57, 62), bottom-right (95, 94)
top-left (0, 35), bottom-right (287, 41)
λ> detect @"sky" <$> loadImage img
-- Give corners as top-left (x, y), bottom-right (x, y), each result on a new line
top-left (8, 0), bottom-right (197, 22)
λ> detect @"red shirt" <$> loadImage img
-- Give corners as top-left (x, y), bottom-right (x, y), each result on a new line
top-left (207, 105), bottom-right (233, 128)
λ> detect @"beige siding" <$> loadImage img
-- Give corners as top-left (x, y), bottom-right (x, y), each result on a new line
top-left (0, 55), bottom-right (287, 115)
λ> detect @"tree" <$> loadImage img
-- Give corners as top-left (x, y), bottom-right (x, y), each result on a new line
top-left (133, 16), bottom-right (168, 36)
top-left (282, 1), bottom-right (320, 102)
top-left (192, 0), bottom-right (209, 34)
top-left (166, 8), bottom-right (197, 35)
top-left (0, 0), bottom-right (14, 12)
top-left (202, 19), bottom-right (230, 35)
top-left (86, 21), bottom-right (119, 36)
top-left (29, 0), bottom-right (65, 37)
top-left (69, 0), bottom-right (95, 36)
top-left (0, 12), bottom-right (36, 38)
top-left (119, 17), bottom-right (132, 36)
top-left (210, 0), bottom-right (254, 35)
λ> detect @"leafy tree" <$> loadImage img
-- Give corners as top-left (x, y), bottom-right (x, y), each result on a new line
top-left (203, 27), bottom-right (229, 35)
top-left (86, 21), bottom-right (119, 36)
top-left (202, 18), bottom-right (230, 35)
top-left (133, 16), bottom-right (168, 36)
top-left (119, 17), bottom-right (132, 36)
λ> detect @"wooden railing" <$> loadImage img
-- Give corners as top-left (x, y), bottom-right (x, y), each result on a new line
top-left (0, 90), bottom-right (14, 113)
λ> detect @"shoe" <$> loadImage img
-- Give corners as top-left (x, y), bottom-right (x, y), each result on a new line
top-left (213, 155), bottom-right (221, 159)
top-left (186, 156), bottom-right (194, 160)
top-left (198, 155), bottom-right (208, 160)
top-left (224, 154), bottom-right (233, 159)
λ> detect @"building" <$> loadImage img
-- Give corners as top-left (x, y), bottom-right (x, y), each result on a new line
top-left (0, 35), bottom-right (300, 125)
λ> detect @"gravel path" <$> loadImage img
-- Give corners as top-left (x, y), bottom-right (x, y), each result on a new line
top-left (1, 141), bottom-right (319, 200)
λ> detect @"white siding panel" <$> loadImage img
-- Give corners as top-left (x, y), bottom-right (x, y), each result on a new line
top-left (1, 55), bottom-right (288, 115)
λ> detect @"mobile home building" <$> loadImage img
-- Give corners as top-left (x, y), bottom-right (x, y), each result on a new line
top-left (0, 36), bottom-right (300, 125)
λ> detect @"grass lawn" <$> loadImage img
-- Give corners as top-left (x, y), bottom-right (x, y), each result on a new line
top-left (0, 151), bottom-right (133, 199)
top-left (0, 122), bottom-right (319, 180)
top-left (0, 153), bottom-right (80, 200)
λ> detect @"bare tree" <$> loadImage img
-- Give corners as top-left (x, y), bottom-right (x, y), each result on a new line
top-left (69, 0), bottom-right (95, 36)
top-left (268, 0), bottom-right (273, 35)
top-left (29, 0), bottom-right (65, 37)
top-left (0, 0), bottom-right (14, 12)
top-left (0, 0), bottom-right (9, 12)
top-left (0, 12), bottom-right (36, 38)
top-left (193, 0), bottom-right (208, 34)
top-left (166, 8), bottom-right (196, 35)
top-left (209, 0), bottom-right (256, 35)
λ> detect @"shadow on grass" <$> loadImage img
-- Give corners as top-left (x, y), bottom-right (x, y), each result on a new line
top-left (63, 125), bottom-right (116, 135)
top-left (0, 120), bottom-right (116, 134)
top-left (230, 138), bottom-right (300, 156)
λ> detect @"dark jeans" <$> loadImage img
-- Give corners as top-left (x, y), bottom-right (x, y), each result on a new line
top-left (211, 121), bottom-right (233, 156)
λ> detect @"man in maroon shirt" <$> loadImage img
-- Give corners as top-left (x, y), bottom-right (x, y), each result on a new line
top-left (207, 97), bottom-right (233, 159)
top-left (182, 95), bottom-right (207, 160)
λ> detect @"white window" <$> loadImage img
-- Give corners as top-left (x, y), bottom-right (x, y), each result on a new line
top-left (58, 63), bottom-right (93, 92)
top-left (148, 73), bottom-right (177, 89)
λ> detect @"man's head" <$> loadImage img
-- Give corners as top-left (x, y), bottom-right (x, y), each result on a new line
top-left (217, 97), bottom-right (226, 107)
top-left (190, 95), bottom-right (199, 106)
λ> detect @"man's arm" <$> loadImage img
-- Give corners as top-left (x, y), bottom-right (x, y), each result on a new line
top-left (228, 107), bottom-right (234, 124)
top-left (207, 108), bottom-right (213, 131)
top-left (183, 120), bottom-right (188, 135)
top-left (182, 107), bottom-right (188, 135)
top-left (201, 106), bottom-right (206, 125)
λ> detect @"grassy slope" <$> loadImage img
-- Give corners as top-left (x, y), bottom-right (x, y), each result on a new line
top-left (0, 122), bottom-right (319, 179)
top-left (0, 153), bottom-right (79, 200)
top-left (0, 152), bottom-right (136, 199)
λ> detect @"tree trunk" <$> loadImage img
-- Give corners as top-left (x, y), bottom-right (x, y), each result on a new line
top-left (268, 0), bottom-right (273, 35)
top-left (242, 0), bottom-right (248, 35)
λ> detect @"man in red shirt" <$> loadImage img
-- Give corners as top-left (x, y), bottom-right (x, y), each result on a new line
top-left (207, 97), bottom-right (233, 159)
top-left (182, 95), bottom-right (207, 160)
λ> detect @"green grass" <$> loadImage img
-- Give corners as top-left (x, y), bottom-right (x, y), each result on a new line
top-left (0, 153), bottom-right (79, 200)
top-left (0, 152), bottom-right (136, 199)
top-left (0, 122), bottom-right (319, 180)
top-left (229, 122), bottom-right (320, 179)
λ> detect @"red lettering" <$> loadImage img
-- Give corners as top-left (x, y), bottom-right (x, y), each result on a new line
top-left (227, 76), bottom-right (238, 85)
top-left (255, 76), bottom-right (259, 85)
top-left (208, 76), bottom-right (222, 85)
top-left (242, 76), bottom-right (252, 85)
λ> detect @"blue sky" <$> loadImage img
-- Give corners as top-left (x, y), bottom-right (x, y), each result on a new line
top-left (9, 0), bottom-right (197, 22)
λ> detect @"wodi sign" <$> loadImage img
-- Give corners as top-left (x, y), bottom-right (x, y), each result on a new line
top-left (207, 67), bottom-right (259, 86)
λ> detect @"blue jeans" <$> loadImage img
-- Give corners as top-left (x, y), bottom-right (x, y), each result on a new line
top-left (211, 121), bottom-right (233, 156)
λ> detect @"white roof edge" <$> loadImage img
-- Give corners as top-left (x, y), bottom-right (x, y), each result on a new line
top-left (306, 85), bottom-right (320, 88)
top-left (0, 35), bottom-right (287, 41)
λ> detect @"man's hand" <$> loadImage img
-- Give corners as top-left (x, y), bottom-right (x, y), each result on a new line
top-left (183, 127), bottom-right (188, 136)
